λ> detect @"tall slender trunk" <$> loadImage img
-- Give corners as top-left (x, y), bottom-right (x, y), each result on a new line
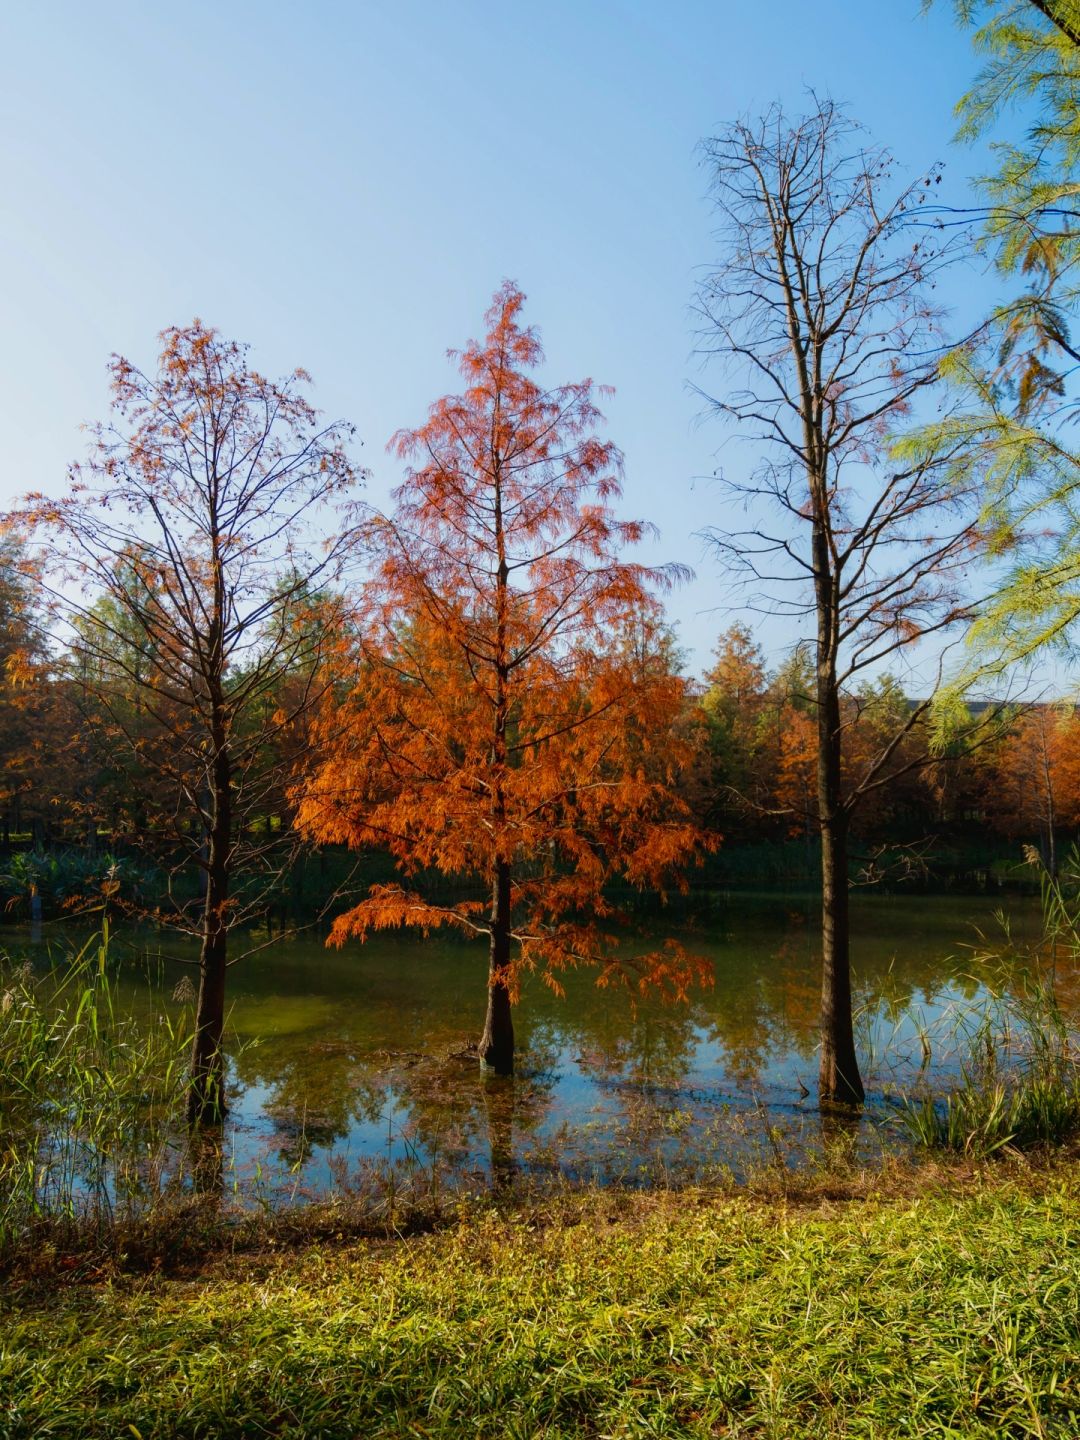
top-left (188, 714), bottom-right (231, 1124)
top-left (479, 436), bottom-right (515, 1074)
top-left (480, 860), bottom-right (514, 1073)
top-left (814, 520), bottom-right (864, 1106)
top-left (818, 802), bottom-right (861, 1103)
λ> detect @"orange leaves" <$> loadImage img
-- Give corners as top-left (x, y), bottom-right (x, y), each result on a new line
top-left (775, 708), bottom-right (818, 834)
top-left (1, 322), bottom-right (368, 952)
top-left (4, 648), bottom-right (39, 688)
top-left (1049, 710), bottom-right (1080, 827)
top-left (8, 322), bottom-right (365, 625)
top-left (299, 286), bottom-right (712, 1005)
top-left (984, 705), bottom-right (1080, 835)
top-left (327, 885), bottom-right (485, 947)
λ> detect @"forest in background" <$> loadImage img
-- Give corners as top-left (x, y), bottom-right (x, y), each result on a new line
top-left (0, 568), bottom-right (1071, 914)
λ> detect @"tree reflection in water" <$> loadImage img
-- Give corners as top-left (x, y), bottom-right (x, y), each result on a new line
top-left (18, 892), bottom-right (1062, 1199)
top-left (187, 1124), bottom-right (225, 1202)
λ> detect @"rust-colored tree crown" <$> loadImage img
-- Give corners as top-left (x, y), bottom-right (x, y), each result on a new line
top-left (298, 282), bottom-right (711, 1000)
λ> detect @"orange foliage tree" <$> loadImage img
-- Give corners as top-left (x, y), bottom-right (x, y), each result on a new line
top-left (697, 624), bottom-right (773, 833)
top-left (987, 706), bottom-right (1080, 872)
top-left (775, 708), bottom-right (818, 834)
top-left (297, 284), bottom-right (710, 1072)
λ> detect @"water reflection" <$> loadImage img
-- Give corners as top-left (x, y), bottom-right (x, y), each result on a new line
top-left (6, 892), bottom-right (1059, 1197)
top-left (188, 1125), bottom-right (225, 1200)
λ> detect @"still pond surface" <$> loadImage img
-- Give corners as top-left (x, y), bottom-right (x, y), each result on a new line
top-left (11, 891), bottom-right (1068, 1194)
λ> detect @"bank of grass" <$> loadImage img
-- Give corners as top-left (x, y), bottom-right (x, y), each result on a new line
top-left (2, 1170), bottom-right (1079, 1439)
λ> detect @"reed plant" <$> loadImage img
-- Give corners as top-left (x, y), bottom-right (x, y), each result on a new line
top-left (894, 848), bottom-right (1080, 1157)
top-left (0, 926), bottom-right (191, 1256)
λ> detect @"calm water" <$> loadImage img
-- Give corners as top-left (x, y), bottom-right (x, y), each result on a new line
top-left (10, 892), bottom-right (1066, 1195)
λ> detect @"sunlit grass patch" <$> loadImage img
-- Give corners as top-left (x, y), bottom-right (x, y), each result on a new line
top-left (3, 1179), bottom-right (1078, 1438)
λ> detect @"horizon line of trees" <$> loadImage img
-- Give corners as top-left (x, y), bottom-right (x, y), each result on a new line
top-left (0, 563), bottom-right (1073, 882)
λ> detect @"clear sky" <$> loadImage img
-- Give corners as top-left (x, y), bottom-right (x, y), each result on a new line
top-left (0, 0), bottom-right (993, 679)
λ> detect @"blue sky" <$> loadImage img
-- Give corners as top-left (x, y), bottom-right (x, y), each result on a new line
top-left (0, 1), bottom-right (993, 678)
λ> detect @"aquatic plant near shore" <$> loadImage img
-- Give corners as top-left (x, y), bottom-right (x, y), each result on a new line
top-left (0, 928), bottom-right (191, 1255)
top-left (894, 852), bottom-right (1080, 1157)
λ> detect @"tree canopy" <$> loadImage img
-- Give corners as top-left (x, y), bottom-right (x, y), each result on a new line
top-left (297, 283), bottom-right (711, 1071)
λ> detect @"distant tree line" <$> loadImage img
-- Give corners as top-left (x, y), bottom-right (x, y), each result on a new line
top-left (690, 623), bottom-right (1080, 873)
top-left (0, 560), bottom-right (1071, 891)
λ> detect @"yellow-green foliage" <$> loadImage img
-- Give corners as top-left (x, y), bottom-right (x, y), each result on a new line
top-left (3, 1181), bottom-right (1079, 1437)
top-left (910, 3), bottom-right (1080, 697)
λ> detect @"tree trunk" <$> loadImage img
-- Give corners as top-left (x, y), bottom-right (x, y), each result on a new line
top-left (188, 873), bottom-right (228, 1123)
top-left (188, 744), bottom-right (231, 1125)
top-left (479, 861), bottom-right (514, 1074)
top-left (481, 455), bottom-right (514, 1076)
top-left (818, 806), bottom-right (863, 1104)
top-left (814, 522), bottom-right (864, 1107)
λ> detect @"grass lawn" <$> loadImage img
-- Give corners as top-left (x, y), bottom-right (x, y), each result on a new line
top-left (2, 1175), bottom-right (1079, 1438)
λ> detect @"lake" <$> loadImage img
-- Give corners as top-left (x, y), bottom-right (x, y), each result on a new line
top-left (7, 891), bottom-right (1066, 1197)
